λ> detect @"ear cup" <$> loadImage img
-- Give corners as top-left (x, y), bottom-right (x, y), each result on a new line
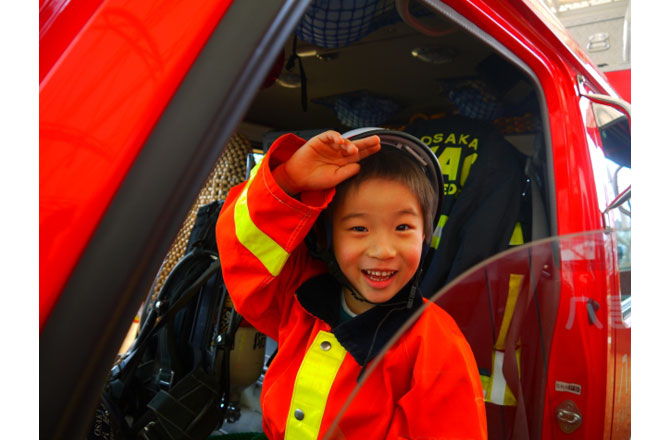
top-left (304, 213), bottom-right (330, 260)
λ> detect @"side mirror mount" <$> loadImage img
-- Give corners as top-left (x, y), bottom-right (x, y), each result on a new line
top-left (603, 185), bottom-right (631, 217)
top-left (577, 74), bottom-right (631, 121)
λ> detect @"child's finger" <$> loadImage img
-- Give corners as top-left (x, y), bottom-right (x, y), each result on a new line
top-left (352, 135), bottom-right (380, 148)
top-left (340, 140), bottom-right (359, 157)
top-left (315, 131), bottom-right (345, 150)
top-left (353, 135), bottom-right (381, 159)
top-left (330, 131), bottom-right (345, 147)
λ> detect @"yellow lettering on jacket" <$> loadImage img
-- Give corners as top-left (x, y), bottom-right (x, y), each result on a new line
top-left (444, 183), bottom-right (458, 195)
top-left (460, 153), bottom-right (478, 187)
top-left (438, 147), bottom-right (462, 181)
top-left (417, 132), bottom-right (479, 147)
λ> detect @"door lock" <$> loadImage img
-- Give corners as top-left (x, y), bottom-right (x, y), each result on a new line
top-left (555, 399), bottom-right (583, 434)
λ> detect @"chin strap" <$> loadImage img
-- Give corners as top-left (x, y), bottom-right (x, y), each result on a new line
top-left (326, 258), bottom-right (376, 305)
top-left (407, 266), bottom-right (421, 309)
top-left (328, 253), bottom-right (423, 310)
top-left (357, 304), bottom-right (406, 382)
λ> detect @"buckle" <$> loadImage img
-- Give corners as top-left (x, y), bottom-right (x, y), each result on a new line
top-left (157, 369), bottom-right (174, 389)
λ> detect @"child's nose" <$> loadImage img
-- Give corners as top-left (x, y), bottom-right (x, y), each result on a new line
top-left (367, 241), bottom-right (397, 259)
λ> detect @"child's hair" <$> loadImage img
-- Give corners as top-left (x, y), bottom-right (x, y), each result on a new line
top-left (330, 146), bottom-right (438, 240)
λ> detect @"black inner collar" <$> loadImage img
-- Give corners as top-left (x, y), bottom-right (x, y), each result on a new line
top-left (295, 273), bottom-right (422, 366)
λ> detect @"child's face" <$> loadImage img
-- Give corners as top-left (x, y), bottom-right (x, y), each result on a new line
top-left (332, 178), bottom-right (425, 313)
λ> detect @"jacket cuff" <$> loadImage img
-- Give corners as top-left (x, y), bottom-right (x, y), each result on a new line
top-left (264, 133), bottom-right (336, 210)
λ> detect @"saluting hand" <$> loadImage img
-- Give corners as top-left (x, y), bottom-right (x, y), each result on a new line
top-left (274, 130), bottom-right (381, 195)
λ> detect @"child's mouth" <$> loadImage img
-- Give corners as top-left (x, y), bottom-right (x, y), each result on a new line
top-left (362, 270), bottom-right (397, 283)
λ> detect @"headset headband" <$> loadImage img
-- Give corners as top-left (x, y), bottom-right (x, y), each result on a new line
top-left (342, 128), bottom-right (444, 235)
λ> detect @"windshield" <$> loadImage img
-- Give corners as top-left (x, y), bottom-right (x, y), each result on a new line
top-left (323, 229), bottom-right (631, 439)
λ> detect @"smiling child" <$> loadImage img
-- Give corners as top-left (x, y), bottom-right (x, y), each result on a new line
top-left (216, 129), bottom-right (486, 439)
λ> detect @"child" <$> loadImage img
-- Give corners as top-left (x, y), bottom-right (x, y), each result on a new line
top-left (216, 129), bottom-right (486, 439)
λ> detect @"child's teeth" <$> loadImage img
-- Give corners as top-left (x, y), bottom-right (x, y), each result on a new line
top-left (366, 270), bottom-right (394, 279)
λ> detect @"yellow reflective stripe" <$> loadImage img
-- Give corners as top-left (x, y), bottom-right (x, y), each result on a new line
top-left (494, 274), bottom-right (523, 350)
top-left (489, 351), bottom-right (506, 404)
top-left (430, 214), bottom-right (448, 249)
top-left (486, 274), bottom-right (524, 406)
top-left (286, 331), bottom-right (346, 440)
top-left (234, 159), bottom-right (290, 277)
top-left (488, 349), bottom-right (520, 406)
top-left (480, 374), bottom-right (491, 401)
top-left (508, 222), bottom-right (524, 246)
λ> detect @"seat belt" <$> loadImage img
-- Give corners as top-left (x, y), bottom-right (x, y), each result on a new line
top-left (502, 137), bottom-right (550, 439)
top-left (483, 140), bottom-right (549, 405)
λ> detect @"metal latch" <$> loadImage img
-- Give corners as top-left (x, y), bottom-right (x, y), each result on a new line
top-left (157, 368), bottom-right (174, 389)
top-left (555, 399), bottom-right (583, 433)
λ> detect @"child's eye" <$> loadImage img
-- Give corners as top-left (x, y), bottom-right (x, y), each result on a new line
top-left (350, 226), bottom-right (367, 232)
top-left (396, 224), bottom-right (412, 231)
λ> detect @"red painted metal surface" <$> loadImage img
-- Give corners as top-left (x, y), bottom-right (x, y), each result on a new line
top-left (438, 2), bottom-right (627, 437)
top-left (39, 0), bottom-right (234, 330)
top-left (610, 308), bottom-right (631, 438)
top-left (604, 70), bottom-right (631, 104)
top-left (39, 0), bottom-right (106, 83)
top-left (538, 87), bottom-right (628, 439)
top-left (583, 97), bottom-right (630, 440)
top-left (547, 238), bottom-right (614, 439)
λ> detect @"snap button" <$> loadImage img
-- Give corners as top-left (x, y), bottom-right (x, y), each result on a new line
top-left (294, 408), bottom-right (305, 421)
top-left (320, 340), bottom-right (331, 351)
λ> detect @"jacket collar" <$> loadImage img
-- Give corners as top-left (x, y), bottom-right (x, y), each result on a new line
top-left (295, 273), bottom-right (422, 366)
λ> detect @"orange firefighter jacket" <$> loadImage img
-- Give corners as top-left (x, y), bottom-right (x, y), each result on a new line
top-left (216, 134), bottom-right (487, 439)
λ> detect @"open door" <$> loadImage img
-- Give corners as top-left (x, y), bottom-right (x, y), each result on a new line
top-left (324, 230), bottom-right (629, 439)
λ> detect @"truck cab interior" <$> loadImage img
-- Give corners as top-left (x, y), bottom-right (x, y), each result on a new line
top-left (159, 2), bottom-right (553, 438)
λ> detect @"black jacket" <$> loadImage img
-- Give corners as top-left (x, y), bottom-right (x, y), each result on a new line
top-left (404, 116), bottom-right (528, 296)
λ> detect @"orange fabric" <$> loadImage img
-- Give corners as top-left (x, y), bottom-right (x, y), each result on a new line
top-left (216, 134), bottom-right (487, 439)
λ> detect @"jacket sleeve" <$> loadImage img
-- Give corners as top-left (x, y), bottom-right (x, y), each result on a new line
top-left (215, 134), bottom-right (335, 340)
top-left (387, 305), bottom-right (488, 439)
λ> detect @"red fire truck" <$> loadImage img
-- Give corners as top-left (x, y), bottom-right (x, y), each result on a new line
top-left (40, 0), bottom-right (631, 438)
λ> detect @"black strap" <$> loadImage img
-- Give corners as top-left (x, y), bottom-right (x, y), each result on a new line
top-left (141, 365), bottom-right (221, 440)
top-left (108, 254), bottom-right (221, 399)
top-left (220, 305), bottom-right (243, 416)
top-left (155, 255), bottom-right (221, 328)
top-left (286, 34), bottom-right (308, 112)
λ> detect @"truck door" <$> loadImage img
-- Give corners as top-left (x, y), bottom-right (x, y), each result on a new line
top-left (581, 84), bottom-right (631, 439)
top-left (40, 1), bottom-right (313, 438)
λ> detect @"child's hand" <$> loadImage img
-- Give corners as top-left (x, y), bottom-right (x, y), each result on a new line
top-left (274, 130), bottom-right (381, 195)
